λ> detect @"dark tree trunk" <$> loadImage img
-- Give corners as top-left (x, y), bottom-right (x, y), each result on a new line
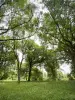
top-left (71, 54), bottom-right (75, 74)
top-left (28, 62), bottom-right (32, 82)
top-left (17, 61), bottom-right (20, 83)
top-left (51, 67), bottom-right (56, 80)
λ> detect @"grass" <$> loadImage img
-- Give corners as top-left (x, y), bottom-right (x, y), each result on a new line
top-left (0, 81), bottom-right (75, 100)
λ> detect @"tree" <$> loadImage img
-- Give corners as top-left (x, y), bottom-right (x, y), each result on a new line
top-left (21, 39), bottom-right (46, 81)
top-left (0, 0), bottom-right (36, 39)
top-left (0, 36), bottom-right (15, 80)
top-left (43, 49), bottom-right (59, 80)
top-left (24, 40), bottom-right (40, 81)
top-left (0, 0), bottom-right (38, 82)
top-left (42, 0), bottom-right (75, 74)
top-left (31, 67), bottom-right (43, 81)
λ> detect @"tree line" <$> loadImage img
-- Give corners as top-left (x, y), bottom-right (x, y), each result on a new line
top-left (0, 0), bottom-right (75, 82)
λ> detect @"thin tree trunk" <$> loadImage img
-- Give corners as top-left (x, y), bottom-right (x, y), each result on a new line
top-left (17, 60), bottom-right (20, 83)
top-left (28, 63), bottom-right (32, 82)
top-left (71, 55), bottom-right (75, 73)
top-left (17, 53), bottom-right (23, 83)
top-left (13, 39), bottom-right (21, 83)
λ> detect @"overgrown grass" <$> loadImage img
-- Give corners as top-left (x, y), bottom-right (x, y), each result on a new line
top-left (0, 81), bottom-right (75, 100)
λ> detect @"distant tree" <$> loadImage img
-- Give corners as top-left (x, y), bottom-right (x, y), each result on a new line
top-left (44, 49), bottom-right (59, 80)
top-left (31, 67), bottom-right (43, 81)
top-left (21, 40), bottom-right (46, 81)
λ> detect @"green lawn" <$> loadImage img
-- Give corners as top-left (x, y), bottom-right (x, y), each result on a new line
top-left (0, 81), bottom-right (75, 100)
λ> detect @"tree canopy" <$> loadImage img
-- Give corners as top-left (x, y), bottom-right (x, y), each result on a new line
top-left (0, 0), bottom-right (75, 82)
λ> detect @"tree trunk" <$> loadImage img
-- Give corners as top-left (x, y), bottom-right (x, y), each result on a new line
top-left (51, 67), bottom-right (56, 80)
top-left (28, 63), bottom-right (32, 82)
top-left (17, 61), bottom-right (20, 83)
top-left (71, 55), bottom-right (75, 74)
top-left (17, 56), bottom-right (23, 83)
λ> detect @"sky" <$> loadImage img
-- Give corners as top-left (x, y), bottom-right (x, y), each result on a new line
top-left (60, 63), bottom-right (71, 74)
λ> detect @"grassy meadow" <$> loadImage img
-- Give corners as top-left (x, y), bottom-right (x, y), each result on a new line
top-left (0, 81), bottom-right (75, 100)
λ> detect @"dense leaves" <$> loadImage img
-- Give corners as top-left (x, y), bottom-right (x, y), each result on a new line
top-left (42, 0), bottom-right (75, 74)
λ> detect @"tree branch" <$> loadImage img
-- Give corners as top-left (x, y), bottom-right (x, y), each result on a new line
top-left (0, 31), bottom-right (35, 42)
top-left (0, 15), bottom-right (33, 35)
top-left (0, 0), bottom-right (11, 8)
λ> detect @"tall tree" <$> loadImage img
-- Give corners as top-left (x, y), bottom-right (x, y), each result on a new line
top-left (42, 0), bottom-right (75, 74)
top-left (0, 0), bottom-right (38, 82)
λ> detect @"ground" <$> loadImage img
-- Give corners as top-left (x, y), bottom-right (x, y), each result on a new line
top-left (0, 81), bottom-right (75, 100)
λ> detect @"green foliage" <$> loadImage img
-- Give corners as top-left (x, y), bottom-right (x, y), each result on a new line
top-left (57, 71), bottom-right (68, 81)
top-left (23, 39), bottom-right (45, 65)
top-left (44, 50), bottom-right (59, 80)
top-left (42, 0), bottom-right (75, 73)
top-left (0, 0), bottom-right (36, 81)
top-left (0, 72), bottom-right (8, 80)
top-left (15, 0), bottom-right (27, 8)
top-left (0, 40), bottom-right (15, 68)
top-left (0, 67), bottom-right (9, 80)
top-left (31, 67), bottom-right (43, 81)
top-left (67, 74), bottom-right (75, 80)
